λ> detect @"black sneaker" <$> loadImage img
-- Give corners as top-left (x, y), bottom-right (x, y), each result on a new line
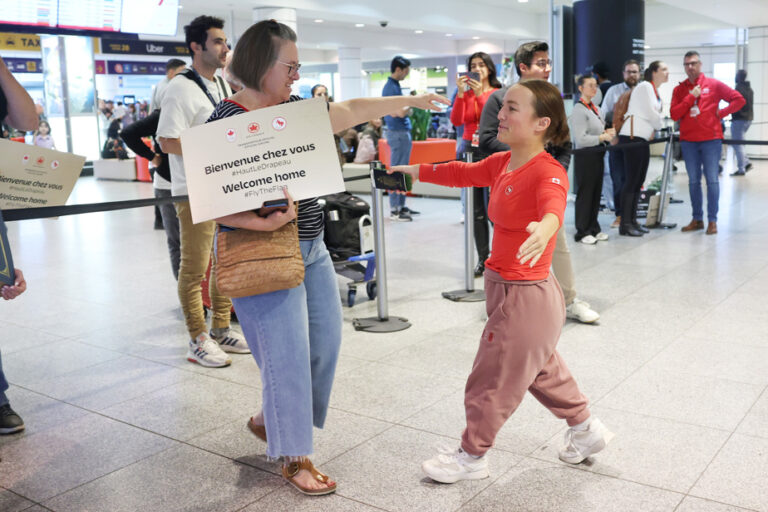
top-left (0, 404), bottom-right (25, 435)
top-left (401, 206), bottom-right (420, 215)
top-left (396, 210), bottom-right (413, 222)
top-left (745, 162), bottom-right (753, 172)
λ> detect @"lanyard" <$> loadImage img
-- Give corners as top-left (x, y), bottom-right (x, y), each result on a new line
top-left (651, 83), bottom-right (660, 101)
top-left (190, 68), bottom-right (221, 107)
top-left (580, 99), bottom-right (601, 118)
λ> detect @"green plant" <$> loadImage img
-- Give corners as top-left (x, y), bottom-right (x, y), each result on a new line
top-left (409, 108), bottom-right (431, 141)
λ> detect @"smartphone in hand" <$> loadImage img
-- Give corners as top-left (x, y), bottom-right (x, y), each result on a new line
top-left (459, 71), bottom-right (480, 82)
top-left (257, 198), bottom-right (290, 217)
top-left (372, 168), bottom-right (407, 191)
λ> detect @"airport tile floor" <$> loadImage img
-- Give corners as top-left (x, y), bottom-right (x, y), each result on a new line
top-left (2, 156), bottom-right (767, 511)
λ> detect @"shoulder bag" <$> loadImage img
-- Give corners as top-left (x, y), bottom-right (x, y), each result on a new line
top-left (214, 209), bottom-right (304, 298)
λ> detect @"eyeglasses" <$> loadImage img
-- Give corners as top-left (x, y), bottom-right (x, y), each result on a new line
top-left (277, 60), bottom-right (302, 76)
top-left (683, 61), bottom-right (701, 67)
top-left (533, 59), bottom-right (552, 68)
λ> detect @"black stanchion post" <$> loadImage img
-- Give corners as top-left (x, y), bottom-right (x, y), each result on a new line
top-left (352, 161), bottom-right (411, 333)
top-left (442, 151), bottom-right (485, 302)
top-left (648, 130), bottom-right (677, 229)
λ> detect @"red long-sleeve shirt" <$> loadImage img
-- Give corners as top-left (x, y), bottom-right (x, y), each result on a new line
top-left (670, 73), bottom-right (745, 142)
top-left (450, 88), bottom-right (497, 141)
top-left (419, 151), bottom-right (568, 280)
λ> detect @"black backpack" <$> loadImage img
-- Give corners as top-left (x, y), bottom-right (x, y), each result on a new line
top-left (322, 192), bottom-right (371, 262)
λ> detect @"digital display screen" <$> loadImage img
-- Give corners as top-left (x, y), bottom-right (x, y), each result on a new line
top-left (120, 0), bottom-right (179, 36)
top-left (0, 0), bottom-right (58, 27)
top-left (0, 0), bottom-right (179, 36)
top-left (57, 0), bottom-right (121, 32)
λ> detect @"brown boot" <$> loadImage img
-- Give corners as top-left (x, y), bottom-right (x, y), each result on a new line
top-left (681, 220), bottom-right (704, 232)
top-left (706, 221), bottom-right (717, 235)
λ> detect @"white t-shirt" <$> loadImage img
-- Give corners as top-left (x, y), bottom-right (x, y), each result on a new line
top-left (156, 70), bottom-right (230, 196)
top-left (153, 171), bottom-right (171, 191)
top-left (149, 77), bottom-right (170, 113)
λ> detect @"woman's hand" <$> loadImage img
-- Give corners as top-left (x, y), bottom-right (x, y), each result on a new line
top-left (1, 269), bottom-right (26, 300)
top-left (455, 74), bottom-right (468, 97)
top-left (408, 93), bottom-right (451, 112)
top-left (388, 164), bottom-right (420, 185)
top-left (599, 127), bottom-right (616, 143)
top-left (259, 200), bottom-right (296, 230)
top-left (467, 77), bottom-right (483, 96)
top-left (517, 214), bottom-right (560, 267)
top-left (259, 189), bottom-right (297, 231)
top-left (215, 189), bottom-right (296, 231)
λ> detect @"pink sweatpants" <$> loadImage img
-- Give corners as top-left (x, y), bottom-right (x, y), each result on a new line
top-left (461, 269), bottom-right (590, 456)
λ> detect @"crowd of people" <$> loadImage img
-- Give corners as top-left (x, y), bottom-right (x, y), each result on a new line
top-left (0, 12), bottom-right (760, 498)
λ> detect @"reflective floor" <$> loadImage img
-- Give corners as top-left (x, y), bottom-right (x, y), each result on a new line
top-left (1, 156), bottom-right (767, 511)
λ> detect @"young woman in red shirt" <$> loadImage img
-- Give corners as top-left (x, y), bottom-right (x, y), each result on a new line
top-left (451, 52), bottom-right (502, 275)
top-left (392, 80), bottom-right (614, 484)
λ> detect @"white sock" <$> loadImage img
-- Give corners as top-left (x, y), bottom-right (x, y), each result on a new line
top-left (459, 447), bottom-right (483, 459)
top-left (571, 417), bottom-right (592, 432)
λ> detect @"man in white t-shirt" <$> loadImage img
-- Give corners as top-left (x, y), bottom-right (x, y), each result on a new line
top-left (157, 15), bottom-right (248, 368)
top-left (150, 58), bottom-right (187, 113)
top-left (149, 58), bottom-right (187, 230)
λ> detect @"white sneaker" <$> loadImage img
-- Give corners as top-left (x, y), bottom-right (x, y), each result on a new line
top-left (422, 445), bottom-right (489, 484)
top-left (566, 298), bottom-right (600, 324)
top-left (580, 235), bottom-right (598, 245)
top-left (595, 232), bottom-right (609, 241)
top-left (559, 418), bottom-right (615, 464)
top-left (187, 333), bottom-right (232, 368)
top-left (210, 328), bottom-right (250, 354)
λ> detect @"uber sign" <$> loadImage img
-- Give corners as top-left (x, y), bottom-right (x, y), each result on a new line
top-left (100, 38), bottom-right (189, 56)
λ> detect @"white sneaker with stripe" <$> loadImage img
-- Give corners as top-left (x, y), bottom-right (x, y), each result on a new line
top-left (187, 333), bottom-right (232, 368)
top-left (210, 328), bottom-right (250, 354)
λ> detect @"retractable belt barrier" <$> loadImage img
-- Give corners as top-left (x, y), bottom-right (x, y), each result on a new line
top-left (3, 136), bottom-right (766, 225)
top-left (442, 151), bottom-right (485, 303)
top-left (2, 194), bottom-right (189, 222)
top-left (351, 160), bottom-right (411, 333)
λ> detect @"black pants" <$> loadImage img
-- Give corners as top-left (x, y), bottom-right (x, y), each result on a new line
top-left (619, 135), bottom-right (650, 226)
top-left (473, 186), bottom-right (490, 262)
top-left (608, 147), bottom-right (625, 217)
top-left (573, 151), bottom-right (605, 240)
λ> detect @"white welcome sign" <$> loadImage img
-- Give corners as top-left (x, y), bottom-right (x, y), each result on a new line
top-left (181, 97), bottom-right (344, 224)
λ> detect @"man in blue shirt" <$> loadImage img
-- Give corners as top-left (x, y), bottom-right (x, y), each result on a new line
top-left (382, 55), bottom-right (418, 221)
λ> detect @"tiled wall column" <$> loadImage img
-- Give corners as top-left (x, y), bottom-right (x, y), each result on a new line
top-left (747, 26), bottom-right (767, 157)
top-left (337, 47), bottom-right (362, 102)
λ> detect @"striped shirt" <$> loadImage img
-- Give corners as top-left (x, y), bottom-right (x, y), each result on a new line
top-left (206, 96), bottom-right (324, 241)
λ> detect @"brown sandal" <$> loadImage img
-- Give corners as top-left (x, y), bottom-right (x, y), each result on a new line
top-left (247, 417), bottom-right (267, 443)
top-left (282, 458), bottom-right (337, 496)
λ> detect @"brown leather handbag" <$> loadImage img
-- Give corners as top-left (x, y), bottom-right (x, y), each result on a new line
top-left (214, 218), bottom-right (305, 298)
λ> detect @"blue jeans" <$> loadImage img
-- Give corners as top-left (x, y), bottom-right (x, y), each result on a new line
top-left (227, 236), bottom-right (343, 459)
top-left (681, 139), bottom-right (722, 222)
top-left (601, 151), bottom-right (614, 212)
top-left (731, 120), bottom-right (751, 173)
top-left (386, 129), bottom-right (411, 211)
top-left (0, 350), bottom-right (9, 407)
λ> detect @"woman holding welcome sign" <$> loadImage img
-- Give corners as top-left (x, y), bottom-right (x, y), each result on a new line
top-left (206, 19), bottom-right (448, 496)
